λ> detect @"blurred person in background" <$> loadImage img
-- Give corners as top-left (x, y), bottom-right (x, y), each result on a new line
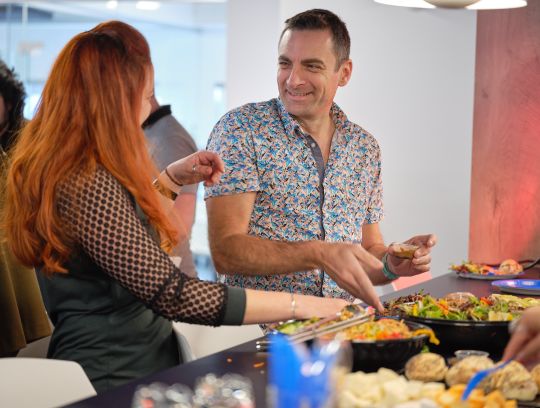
top-left (0, 59), bottom-right (51, 357)
top-left (3, 21), bottom-right (348, 392)
top-left (143, 96), bottom-right (198, 277)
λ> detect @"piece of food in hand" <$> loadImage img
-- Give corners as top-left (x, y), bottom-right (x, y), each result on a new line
top-left (484, 361), bottom-right (538, 401)
top-left (445, 355), bottom-right (494, 387)
top-left (392, 243), bottom-right (420, 259)
top-left (498, 259), bottom-right (523, 275)
top-left (405, 353), bottom-right (448, 382)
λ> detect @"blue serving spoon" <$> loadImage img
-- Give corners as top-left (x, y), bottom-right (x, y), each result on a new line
top-left (461, 359), bottom-right (513, 401)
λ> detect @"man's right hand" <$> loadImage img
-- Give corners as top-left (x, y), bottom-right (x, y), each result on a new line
top-left (319, 243), bottom-right (384, 312)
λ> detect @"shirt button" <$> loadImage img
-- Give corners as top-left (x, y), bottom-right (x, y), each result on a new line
top-left (310, 142), bottom-right (316, 148)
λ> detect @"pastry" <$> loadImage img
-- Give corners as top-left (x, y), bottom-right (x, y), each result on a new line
top-left (445, 356), bottom-right (494, 386)
top-left (405, 353), bottom-right (448, 382)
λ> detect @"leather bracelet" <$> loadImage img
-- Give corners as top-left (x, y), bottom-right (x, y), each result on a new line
top-left (290, 292), bottom-right (297, 320)
top-left (382, 253), bottom-right (399, 281)
top-left (165, 167), bottom-right (183, 187)
top-left (152, 178), bottom-right (178, 201)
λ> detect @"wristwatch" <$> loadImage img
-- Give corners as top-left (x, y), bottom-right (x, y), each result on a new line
top-left (152, 179), bottom-right (178, 201)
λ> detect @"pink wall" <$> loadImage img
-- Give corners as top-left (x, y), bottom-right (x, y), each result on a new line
top-left (469, 3), bottom-right (540, 263)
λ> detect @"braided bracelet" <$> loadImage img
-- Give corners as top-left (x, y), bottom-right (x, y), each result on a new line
top-left (382, 253), bottom-right (399, 281)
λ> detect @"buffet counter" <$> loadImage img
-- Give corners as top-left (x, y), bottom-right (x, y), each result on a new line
top-left (65, 270), bottom-right (540, 408)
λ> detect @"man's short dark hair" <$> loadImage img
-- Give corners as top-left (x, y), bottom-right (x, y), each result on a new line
top-left (280, 9), bottom-right (351, 69)
top-left (0, 59), bottom-right (26, 150)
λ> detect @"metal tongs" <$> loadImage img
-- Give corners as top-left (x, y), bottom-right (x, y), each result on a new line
top-left (255, 304), bottom-right (374, 352)
top-left (523, 257), bottom-right (540, 270)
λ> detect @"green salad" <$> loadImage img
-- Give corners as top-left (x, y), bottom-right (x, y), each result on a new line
top-left (386, 293), bottom-right (540, 321)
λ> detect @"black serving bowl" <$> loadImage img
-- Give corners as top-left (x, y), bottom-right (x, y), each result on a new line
top-left (404, 315), bottom-right (510, 360)
top-left (348, 320), bottom-right (430, 373)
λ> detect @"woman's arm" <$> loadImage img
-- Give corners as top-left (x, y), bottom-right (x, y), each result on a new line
top-left (58, 167), bottom-right (348, 327)
top-left (57, 167), bottom-right (229, 325)
top-left (242, 289), bottom-right (348, 324)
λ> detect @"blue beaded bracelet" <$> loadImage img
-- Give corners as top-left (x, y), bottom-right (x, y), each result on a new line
top-left (382, 253), bottom-right (399, 281)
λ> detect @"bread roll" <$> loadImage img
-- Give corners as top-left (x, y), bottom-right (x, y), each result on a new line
top-left (405, 353), bottom-right (448, 382)
top-left (445, 356), bottom-right (494, 386)
top-left (530, 364), bottom-right (540, 389)
top-left (484, 361), bottom-right (537, 401)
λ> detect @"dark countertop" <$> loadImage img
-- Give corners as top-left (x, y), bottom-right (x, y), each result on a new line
top-left (66, 269), bottom-right (540, 407)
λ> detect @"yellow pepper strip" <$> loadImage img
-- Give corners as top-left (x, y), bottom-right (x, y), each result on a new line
top-left (413, 328), bottom-right (440, 345)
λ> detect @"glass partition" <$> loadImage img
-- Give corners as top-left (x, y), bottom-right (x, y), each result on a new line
top-left (0, 1), bottom-right (226, 280)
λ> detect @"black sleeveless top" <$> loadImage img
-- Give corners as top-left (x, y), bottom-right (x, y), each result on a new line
top-left (38, 167), bottom-right (245, 392)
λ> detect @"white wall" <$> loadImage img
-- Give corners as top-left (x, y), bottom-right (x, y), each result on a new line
top-left (227, 0), bottom-right (477, 280)
top-left (226, 0), bottom-right (281, 109)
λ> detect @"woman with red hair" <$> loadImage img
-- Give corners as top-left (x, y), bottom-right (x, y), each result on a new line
top-left (3, 21), bottom-right (347, 392)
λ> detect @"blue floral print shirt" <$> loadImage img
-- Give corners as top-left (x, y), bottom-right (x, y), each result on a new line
top-left (205, 98), bottom-right (383, 300)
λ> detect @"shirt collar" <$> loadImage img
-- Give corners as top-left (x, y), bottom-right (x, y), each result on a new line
top-left (276, 97), bottom-right (353, 142)
top-left (142, 105), bottom-right (171, 129)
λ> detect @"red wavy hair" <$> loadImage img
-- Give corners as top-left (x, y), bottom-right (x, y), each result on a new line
top-left (3, 21), bottom-right (177, 274)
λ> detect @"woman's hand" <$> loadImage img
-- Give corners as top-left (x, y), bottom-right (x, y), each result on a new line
top-left (503, 306), bottom-right (540, 366)
top-left (167, 151), bottom-right (225, 187)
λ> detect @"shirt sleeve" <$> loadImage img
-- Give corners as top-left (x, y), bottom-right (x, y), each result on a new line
top-left (365, 136), bottom-right (384, 224)
top-left (205, 108), bottom-right (260, 198)
top-left (56, 167), bottom-right (245, 325)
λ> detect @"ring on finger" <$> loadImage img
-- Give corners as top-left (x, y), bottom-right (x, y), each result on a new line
top-left (192, 164), bottom-right (197, 173)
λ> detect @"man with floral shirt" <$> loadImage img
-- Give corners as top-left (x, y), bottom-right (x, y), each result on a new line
top-left (205, 9), bottom-right (436, 311)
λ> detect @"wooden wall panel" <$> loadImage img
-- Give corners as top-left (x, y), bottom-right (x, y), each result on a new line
top-left (469, 2), bottom-right (540, 263)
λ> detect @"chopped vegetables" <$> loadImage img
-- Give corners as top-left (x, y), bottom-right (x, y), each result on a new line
top-left (341, 318), bottom-right (439, 345)
top-left (274, 317), bottom-right (320, 335)
top-left (451, 259), bottom-right (523, 276)
top-left (385, 292), bottom-right (540, 322)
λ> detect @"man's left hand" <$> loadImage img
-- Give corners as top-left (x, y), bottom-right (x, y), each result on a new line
top-left (387, 234), bottom-right (437, 277)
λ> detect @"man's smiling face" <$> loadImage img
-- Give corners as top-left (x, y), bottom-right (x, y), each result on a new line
top-left (277, 28), bottom-right (350, 124)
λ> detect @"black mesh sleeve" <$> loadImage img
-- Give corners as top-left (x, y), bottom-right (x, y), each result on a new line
top-left (56, 167), bottom-right (239, 325)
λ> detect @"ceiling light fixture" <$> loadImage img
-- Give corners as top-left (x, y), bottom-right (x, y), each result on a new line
top-left (135, 1), bottom-right (161, 11)
top-left (105, 0), bottom-right (118, 10)
top-left (425, 0), bottom-right (479, 6)
top-left (466, 0), bottom-right (527, 9)
top-left (374, 0), bottom-right (434, 8)
top-left (374, 0), bottom-right (527, 9)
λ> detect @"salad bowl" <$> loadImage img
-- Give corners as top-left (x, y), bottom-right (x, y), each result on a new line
top-left (404, 315), bottom-right (510, 359)
top-left (383, 292), bottom-right (540, 359)
top-left (348, 320), bottom-right (432, 372)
